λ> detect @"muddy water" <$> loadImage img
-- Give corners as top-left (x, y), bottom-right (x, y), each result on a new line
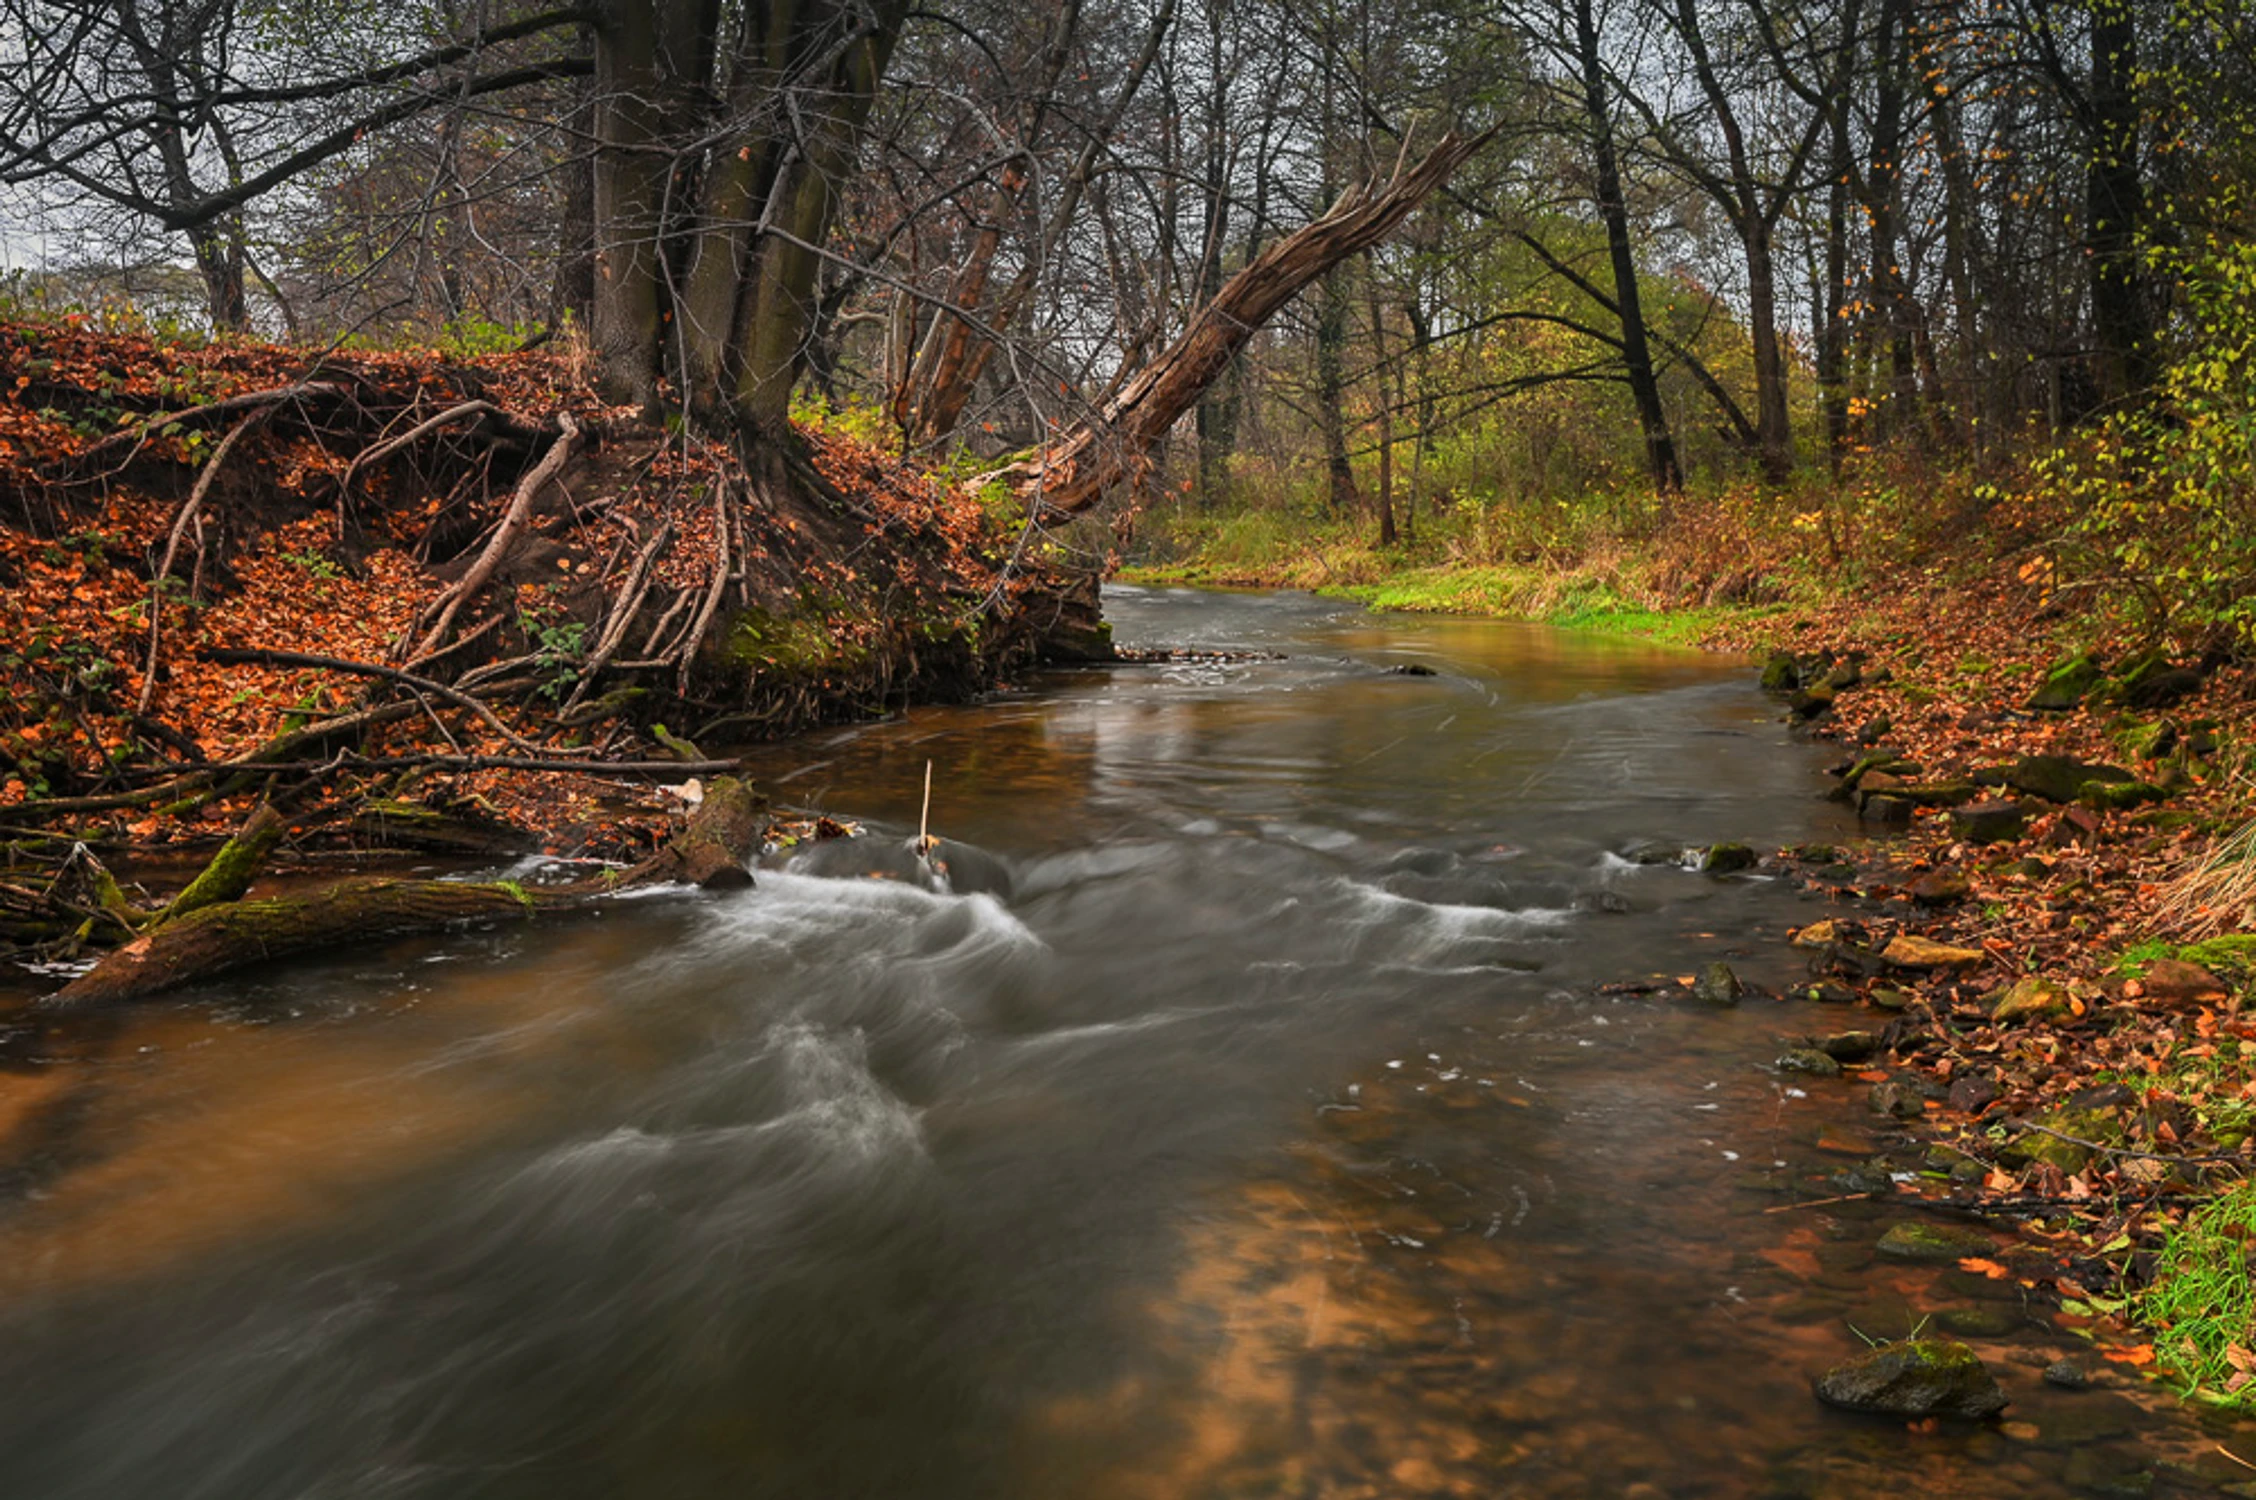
top-left (0, 586), bottom-right (2243, 1497)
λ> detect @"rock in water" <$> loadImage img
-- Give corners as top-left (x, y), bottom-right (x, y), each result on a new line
top-left (1702, 842), bottom-right (1758, 874)
top-left (1692, 962), bottom-right (1743, 1006)
top-left (1814, 1339), bottom-right (2007, 1419)
top-left (1876, 1220), bottom-right (1993, 1262)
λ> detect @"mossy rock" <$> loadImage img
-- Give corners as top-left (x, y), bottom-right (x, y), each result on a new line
top-left (1813, 1338), bottom-right (2007, 1419)
top-left (1991, 975), bottom-right (2072, 1024)
top-left (2078, 779), bottom-right (2165, 813)
top-left (1760, 651), bottom-right (1802, 692)
top-left (2005, 754), bottom-right (2134, 803)
top-left (1778, 1047), bottom-right (1843, 1077)
top-left (1876, 1220), bottom-right (1994, 1262)
top-left (2029, 652), bottom-right (2105, 711)
top-left (1692, 961), bottom-right (1743, 1005)
top-left (1702, 842), bottom-right (1759, 874)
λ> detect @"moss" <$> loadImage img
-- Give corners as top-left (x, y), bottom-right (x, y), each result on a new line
top-left (722, 605), bottom-right (864, 676)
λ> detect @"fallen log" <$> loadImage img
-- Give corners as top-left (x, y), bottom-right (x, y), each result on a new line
top-left (1001, 127), bottom-right (1490, 515)
top-left (51, 775), bottom-right (765, 1006)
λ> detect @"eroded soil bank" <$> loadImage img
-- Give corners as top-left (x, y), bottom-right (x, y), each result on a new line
top-left (0, 317), bottom-right (1103, 987)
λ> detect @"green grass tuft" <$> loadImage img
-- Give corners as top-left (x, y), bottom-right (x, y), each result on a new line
top-left (2137, 1182), bottom-right (2256, 1406)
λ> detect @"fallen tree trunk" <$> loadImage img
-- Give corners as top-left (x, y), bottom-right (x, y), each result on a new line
top-left (52, 776), bottom-right (766, 1006)
top-left (1004, 128), bottom-right (1490, 515)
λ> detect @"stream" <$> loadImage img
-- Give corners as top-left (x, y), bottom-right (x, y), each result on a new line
top-left (0, 585), bottom-right (2246, 1497)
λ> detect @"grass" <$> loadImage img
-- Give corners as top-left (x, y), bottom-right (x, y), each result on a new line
top-left (1119, 508), bottom-right (1782, 646)
top-left (2137, 1181), bottom-right (2256, 1406)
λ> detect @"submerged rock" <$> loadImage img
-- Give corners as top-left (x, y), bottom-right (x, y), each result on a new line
top-left (1876, 1219), bottom-right (1993, 1262)
top-left (1869, 1079), bottom-right (1925, 1118)
top-left (1777, 1047), bottom-right (1843, 1077)
top-left (1814, 1339), bottom-right (2007, 1419)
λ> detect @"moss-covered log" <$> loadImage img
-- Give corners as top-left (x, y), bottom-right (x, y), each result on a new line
top-left (350, 798), bottom-right (539, 857)
top-left (48, 776), bottom-right (765, 1005)
top-left (626, 776), bottom-right (765, 889)
top-left (52, 878), bottom-right (547, 1006)
top-left (162, 804), bottom-right (284, 921)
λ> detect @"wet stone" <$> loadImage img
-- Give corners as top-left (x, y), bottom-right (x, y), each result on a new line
top-left (1877, 1220), bottom-right (1993, 1262)
top-left (1870, 1080), bottom-right (1925, 1119)
top-left (1820, 1030), bottom-right (1880, 1062)
top-left (1703, 842), bottom-right (1759, 874)
top-left (1813, 1339), bottom-right (2008, 1419)
top-left (1949, 1074), bottom-right (2001, 1113)
top-left (2043, 1358), bottom-right (2092, 1390)
top-left (1778, 1047), bottom-right (1842, 1077)
top-left (1692, 961), bottom-right (1743, 1006)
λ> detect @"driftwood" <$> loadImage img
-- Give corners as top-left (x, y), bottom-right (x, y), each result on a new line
top-left (1004, 128), bottom-right (1490, 515)
top-left (51, 775), bottom-right (766, 1006)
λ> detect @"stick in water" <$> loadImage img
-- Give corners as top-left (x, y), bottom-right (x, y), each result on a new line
top-left (917, 759), bottom-right (936, 855)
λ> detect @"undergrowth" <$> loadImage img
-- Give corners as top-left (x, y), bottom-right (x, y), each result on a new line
top-left (2138, 1181), bottom-right (2256, 1406)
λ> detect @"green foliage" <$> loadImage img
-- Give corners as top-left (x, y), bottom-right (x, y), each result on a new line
top-left (2136, 1181), bottom-right (2256, 1406)
top-left (2034, 241), bottom-right (2256, 644)
top-left (519, 606), bottom-right (588, 701)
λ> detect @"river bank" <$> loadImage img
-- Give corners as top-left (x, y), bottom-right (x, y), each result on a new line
top-left (0, 316), bottom-right (1109, 991)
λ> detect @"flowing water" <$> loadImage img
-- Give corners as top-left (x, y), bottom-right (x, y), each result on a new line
top-left (0, 586), bottom-right (2245, 1497)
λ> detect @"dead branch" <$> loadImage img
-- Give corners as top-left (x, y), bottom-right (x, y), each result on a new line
top-left (564, 517), bottom-right (675, 713)
top-left (336, 398), bottom-right (501, 499)
top-left (195, 645), bottom-right (556, 757)
top-left (1004, 128), bottom-right (1492, 515)
top-left (51, 775), bottom-right (763, 1006)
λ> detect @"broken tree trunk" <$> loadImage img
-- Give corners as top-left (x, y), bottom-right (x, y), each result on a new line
top-left (1003, 129), bottom-right (1489, 515)
top-left (52, 776), bottom-right (765, 1006)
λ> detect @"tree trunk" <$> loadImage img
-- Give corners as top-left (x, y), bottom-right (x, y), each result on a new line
top-left (2087, 0), bottom-right (2151, 402)
top-left (1005, 131), bottom-right (1486, 515)
top-left (1576, 0), bottom-right (1680, 494)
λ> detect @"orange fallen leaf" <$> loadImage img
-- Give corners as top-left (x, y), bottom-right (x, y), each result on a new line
top-left (2102, 1344), bottom-right (2156, 1367)
top-left (1957, 1256), bottom-right (2011, 1280)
